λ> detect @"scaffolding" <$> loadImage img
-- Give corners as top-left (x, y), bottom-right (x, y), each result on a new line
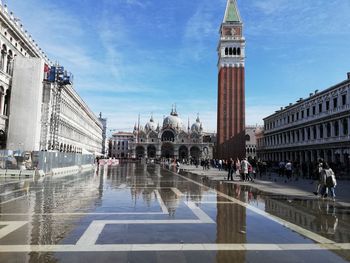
top-left (46, 64), bottom-right (73, 150)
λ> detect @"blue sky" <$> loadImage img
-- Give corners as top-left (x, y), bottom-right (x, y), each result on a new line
top-left (7, 0), bottom-right (350, 133)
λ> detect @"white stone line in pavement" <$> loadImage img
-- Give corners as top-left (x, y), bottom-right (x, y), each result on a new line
top-left (154, 190), bottom-right (169, 214)
top-left (76, 221), bottom-right (105, 246)
top-left (0, 243), bottom-right (349, 252)
top-left (0, 179), bottom-right (32, 187)
top-left (0, 188), bottom-right (26, 197)
top-left (0, 212), bottom-right (165, 216)
top-left (0, 221), bottom-right (27, 240)
top-left (184, 201), bottom-right (215, 224)
top-left (197, 201), bottom-right (236, 204)
top-left (63, 178), bottom-right (85, 185)
top-left (0, 192), bottom-right (34, 205)
top-left (172, 171), bottom-right (336, 245)
top-left (75, 219), bottom-right (205, 246)
top-left (171, 187), bottom-right (184, 197)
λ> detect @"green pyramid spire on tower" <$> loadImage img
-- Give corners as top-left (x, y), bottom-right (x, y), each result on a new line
top-left (223, 0), bottom-right (241, 23)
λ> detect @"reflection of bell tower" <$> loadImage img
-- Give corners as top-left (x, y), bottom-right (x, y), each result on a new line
top-left (216, 184), bottom-right (246, 262)
top-left (217, 0), bottom-right (246, 159)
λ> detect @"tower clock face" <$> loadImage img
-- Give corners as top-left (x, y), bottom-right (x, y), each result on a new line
top-left (223, 26), bottom-right (241, 37)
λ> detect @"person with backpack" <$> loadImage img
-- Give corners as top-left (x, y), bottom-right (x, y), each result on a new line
top-left (320, 162), bottom-right (337, 200)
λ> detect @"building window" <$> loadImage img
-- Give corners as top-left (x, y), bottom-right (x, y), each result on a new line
top-left (333, 97), bottom-right (338, 108)
top-left (307, 128), bottom-right (311, 140)
top-left (291, 114), bottom-right (294, 122)
top-left (318, 103), bottom-right (322, 113)
top-left (342, 94), bottom-right (347, 106)
top-left (312, 106), bottom-right (316, 115)
top-left (296, 112), bottom-right (299, 120)
top-left (326, 101), bottom-right (330, 110)
top-left (307, 108), bottom-right (310, 117)
top-left (320, 125), bottom-right (324, 139)
top-left (301, 110), bottom-right (304, 118)
top-left (287, 116), bottom-right (290, 123)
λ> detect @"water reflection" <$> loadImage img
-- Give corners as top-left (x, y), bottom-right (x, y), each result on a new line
top-left (0, 163), bottom-right (350, 263)
top-left (216, 183), bottom-right (246, 262)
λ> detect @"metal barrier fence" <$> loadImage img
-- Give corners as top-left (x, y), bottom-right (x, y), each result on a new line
top-left (0, 150), bottom-right (94, 173)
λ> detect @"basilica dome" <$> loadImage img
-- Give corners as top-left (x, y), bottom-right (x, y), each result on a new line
top-left (191, 115), bottom-right (203, 133)
top-left (145, 116), bottom-right (156, 132)
top-left (163, 109), bottom-right (183, 130)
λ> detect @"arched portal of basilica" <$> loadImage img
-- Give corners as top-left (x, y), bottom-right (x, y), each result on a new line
top-left (130, 108), bottom-right (214, 161)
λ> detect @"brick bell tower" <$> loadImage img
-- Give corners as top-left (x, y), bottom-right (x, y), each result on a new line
top-left (217, 0), bottom-right (246, 159)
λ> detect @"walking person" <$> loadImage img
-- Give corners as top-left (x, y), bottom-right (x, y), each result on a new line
top-left (285, 161), bottom-right (292, 181)
top-left (240, 158), bottom-right (250, 181)
top-left (320, 162), bottom-right (337, 200)
top-left (313, 159), bottom-right (324, 196)
top-left (227, 158), bottom-right (234, 181)
top-left (246, 163), bottom-right (254, 182)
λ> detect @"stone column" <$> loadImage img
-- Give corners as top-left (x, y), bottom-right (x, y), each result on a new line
top-left (316, 124), bottom-right (320, 140)
top-left (156, 145), bottom-right (161, 159)
top-left (331, 149), bottom-right (335, 163)
top-left (331, 121), bottom-right (335, 137)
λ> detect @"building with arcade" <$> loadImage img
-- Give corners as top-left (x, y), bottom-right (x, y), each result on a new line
top-left (130, 108), bottom-right (214, 161)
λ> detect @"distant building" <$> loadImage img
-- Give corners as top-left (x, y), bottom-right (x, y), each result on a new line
top-left (98, 113), bottom-right (107, 155)
top-left (130, 108), bottom-right (214, 160)
top-left (1, 3), bottom-right (102, 153)
top-left (245, 125), bottom-right (263, 159)
top-left (257, 73), bottom-right (350, 173)
top-left (109, 132), bottom-right (133, 158)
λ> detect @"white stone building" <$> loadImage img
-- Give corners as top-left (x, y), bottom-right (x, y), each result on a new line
top-left (130, 108), bottom-right (214, 160)
top-left (245, 125), bottom-right (262, 159)
top-left (257, 73), bottom-right (350, 170)
top-left (109, 132), bottom-right (133, 158)
top-left (0, 3), bottom-right (102, 153)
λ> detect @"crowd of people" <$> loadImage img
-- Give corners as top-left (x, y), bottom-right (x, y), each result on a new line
top-left (179, 156), bottom-right (340, 201)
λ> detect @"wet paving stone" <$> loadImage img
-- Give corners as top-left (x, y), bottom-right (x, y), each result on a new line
top-left (0, 163), bottom-right (349, 262)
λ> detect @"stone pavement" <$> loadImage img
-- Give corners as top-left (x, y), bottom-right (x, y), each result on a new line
top-left (180, 165), bottom-right (350, 207)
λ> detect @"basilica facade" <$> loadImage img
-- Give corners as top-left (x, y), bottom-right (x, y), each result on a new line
top-left (130, 108), bottom-right (213, 160)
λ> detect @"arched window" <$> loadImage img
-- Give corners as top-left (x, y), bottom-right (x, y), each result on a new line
top-left (320, 124), bottom-right (324, 139)
top-left (0, 86), bottom-right (3, 115)
top-left (161, 130), bottom-right (175, 142)
top-left (0, 45), bottom-right (7, 71)
top-left (225, 47), bottom-right (228, 55)
top-left (245, 134), bottom-right (250, 141)
top-left (237, 47), bottom-right (241, 55)
top-left (233, 47), bottom-right (237, 55)
top-left (6, 50), bottom-right (13, 75)
top-left (229, 47), bottom-right (232, 55)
